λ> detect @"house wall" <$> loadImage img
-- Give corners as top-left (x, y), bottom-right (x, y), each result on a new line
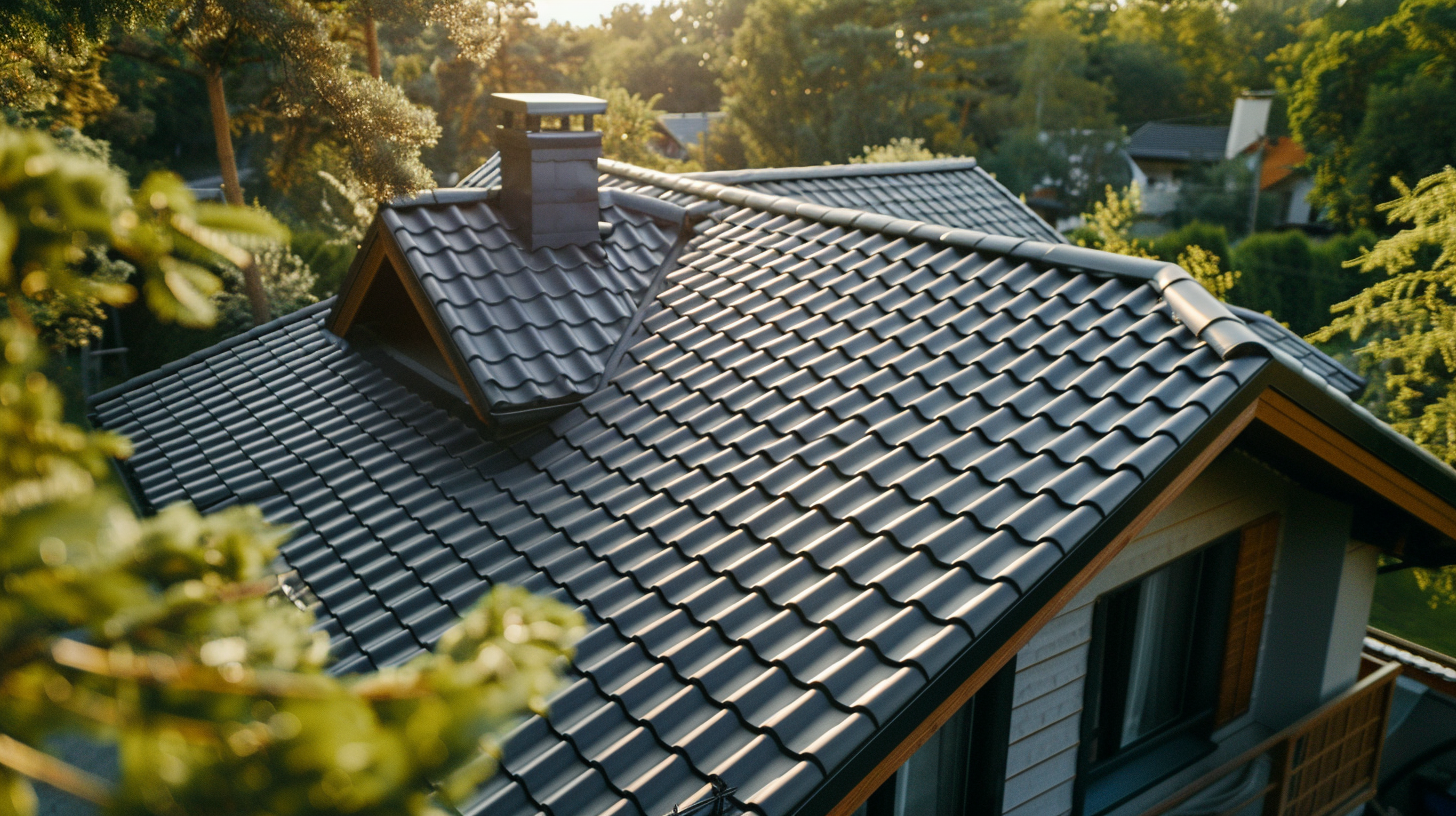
top-left (999, 448), bottom-right (1380, 816)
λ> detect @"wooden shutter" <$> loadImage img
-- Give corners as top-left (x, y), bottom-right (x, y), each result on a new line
top-left (1216, 514), bottom-right (1281, 726)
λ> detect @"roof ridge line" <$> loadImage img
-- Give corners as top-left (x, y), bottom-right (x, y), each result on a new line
top-left (597, 159), bottom-right (1268, 362)
top-left (683, 157), bottom-right (981, 184)
top-left (87, 298), bottom-right (337, 409)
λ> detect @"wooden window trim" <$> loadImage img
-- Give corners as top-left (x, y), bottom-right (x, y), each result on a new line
top-left (1215, 514), bottom-right (1279, 726)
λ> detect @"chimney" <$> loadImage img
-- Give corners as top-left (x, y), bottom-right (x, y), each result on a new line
top-left (1225, 91), bottom-right (1274, 160)
top-left (490, 92), bottom-right (608, 250)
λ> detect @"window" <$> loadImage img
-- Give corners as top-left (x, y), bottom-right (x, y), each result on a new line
top-left (856, 659), bottom-right (1016, 816)
top-left (1077, 536), bottom-right (1240, 815)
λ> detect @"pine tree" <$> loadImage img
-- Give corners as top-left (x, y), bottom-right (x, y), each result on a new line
top-left (340, 0), bottom-right (511, 79)
top-left (1312, 167), bottom-right (1456, 462)
top-left (0, 124), bottom-right (581, 816)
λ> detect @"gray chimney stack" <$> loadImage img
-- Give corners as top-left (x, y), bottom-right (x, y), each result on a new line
top-left (490, 92), bottom-right (608, 250)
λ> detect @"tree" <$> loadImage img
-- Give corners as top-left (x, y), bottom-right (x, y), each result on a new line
top-left (1280, 0), bottom-right (1456, 230)
top-left (589, 84), bottom-right (701, 172)
top-left (1075, 184), bottom-right (1240, 300)
top-left (581, 0), bottom-right (750, 114)
top-left (333, 0), bottom-right (511, 80)
top-left (0, 124), bottom-right (581, 816)
top-left (1312, 167), bottom-right (1456, 461)
top-left (849, 137), bottom-right (944, 164)
top-left (722, 0), bottom-right (999, 167)
top-left (4, 0), bottom-right (446, 325)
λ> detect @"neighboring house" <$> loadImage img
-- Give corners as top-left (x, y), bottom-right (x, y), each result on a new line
top-left (1126, 93), bottom-right (1275, 218)
top-left (1124, 123), bottom-right (1230, 216)
top-left (652, 112), bottom-right (724, 160)
top-left (1257, 137), bottom-right (1317, 229)
top-left (92, 94), bottom-right (1456, 816)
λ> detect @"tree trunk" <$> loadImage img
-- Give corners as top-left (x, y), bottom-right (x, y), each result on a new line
top-left (364, 10), bottom-right (381, 79)
top-left (204, 66), bottom-right (244, 207)
top-left (203, 65), bottom-right (270, 326)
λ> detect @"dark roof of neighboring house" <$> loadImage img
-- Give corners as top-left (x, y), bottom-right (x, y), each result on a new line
top-left (459, 155), bottom-right (1063, 243)
top-left (658, 112), bottom-right (723, 151)
top-left (90, 157), bottom-right (1456, 816)
top-left (1127, 122), bottom-right (1230, 163)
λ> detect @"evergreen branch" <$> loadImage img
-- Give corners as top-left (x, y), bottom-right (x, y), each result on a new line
top-left (0, 733), bottom-right (113, 806)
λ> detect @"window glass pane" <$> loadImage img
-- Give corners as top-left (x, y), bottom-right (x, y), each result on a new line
top-left (895, 725), bottom-right (945, 815)
top-left (1119, 554), bottom-right (1202, 744)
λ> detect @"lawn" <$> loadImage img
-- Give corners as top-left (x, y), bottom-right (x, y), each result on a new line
top-left (1370, 566), bottom-right (1456, 657)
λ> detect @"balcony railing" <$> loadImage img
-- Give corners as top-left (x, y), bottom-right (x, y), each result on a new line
top-left (1146, 654), bottom-right (1401, 816)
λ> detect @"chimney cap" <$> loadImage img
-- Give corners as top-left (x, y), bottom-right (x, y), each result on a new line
top-left (490, 93), bottom-right (607, 117)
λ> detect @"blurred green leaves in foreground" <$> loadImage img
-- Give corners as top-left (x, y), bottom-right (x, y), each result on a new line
top-left (0, 124), bottom-right (584, 816)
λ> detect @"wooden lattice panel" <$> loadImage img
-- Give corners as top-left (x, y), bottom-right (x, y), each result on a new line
top-left (1276, 671), bottom-right (1395, 816)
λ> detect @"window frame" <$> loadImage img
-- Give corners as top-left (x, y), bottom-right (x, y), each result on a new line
top-left (858, 657), bottom-right (1017, 816)
top-left (1073, 534), bottom-right (1241, 816)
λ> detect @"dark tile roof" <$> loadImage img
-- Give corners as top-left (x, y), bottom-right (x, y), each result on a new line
top-left (459, 155), bottom-right (1062, 243)
top-left (658, 112), bottom-right (723, 150)
top-left (1230, 305), bottom-right (1365, 397)
top-left (376, 188), bottom-right (680, 413)
top-left (1126, 122), bottom-right (1230, 162)
top-left (92, 158), bottom-right (1441, 816)
top-left (621, 160), bottom-right (1065, 244)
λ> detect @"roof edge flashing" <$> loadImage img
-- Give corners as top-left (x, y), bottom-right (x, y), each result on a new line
top-left (684, 157), bottom-right (980, 185)
top-left (596, 159), bottom-right (1222, 289)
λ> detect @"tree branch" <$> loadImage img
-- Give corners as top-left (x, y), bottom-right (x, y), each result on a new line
top-left (0, 734), bottom-right (113, 806)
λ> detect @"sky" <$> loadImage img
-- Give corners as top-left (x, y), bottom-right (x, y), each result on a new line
top-left (533, 0), bottom-right (641, 27)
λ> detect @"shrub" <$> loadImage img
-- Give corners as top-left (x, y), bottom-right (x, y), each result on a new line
top-left (1231, 229), bottom-right (1375, 337)
top-left (1151, 222), bottom-right (1232, 272)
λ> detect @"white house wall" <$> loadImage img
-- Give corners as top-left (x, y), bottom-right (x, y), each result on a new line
top-left (999, 448), bottom-right (1347, 816)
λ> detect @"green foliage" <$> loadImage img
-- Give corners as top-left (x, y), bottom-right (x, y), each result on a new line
top-left (1076, 184), bottom-right (1240, 300)
top-left (213, 244), bottom-right (318, 335)
top-left (982, 128), bottom-right (1131, 214)
top-left (1229, 228), bottom-right (1373, 336)
top-left (1151, 221), bottom-right (1233, 273)
top-left (849, 137), bottom-right (944, 164)
top-left (291, 230), bottom-right (356, 300)
top-left (589, 84), bottom-right (700, 172)
top-left (581, 0), bottom-right (749, 114)
top-left (1281, 0), bottom-right (1456, 230)
top-left (1169, 157), bottom-right (1282, 235)
top-left (0, 123), bottom-right (582, 816)
top-left (722, 0), bottom-right (998, 167)
top-left (1312, 167), bottom-right (1456, 461)
top-left (1371, 563), bottom-right (1456, 657)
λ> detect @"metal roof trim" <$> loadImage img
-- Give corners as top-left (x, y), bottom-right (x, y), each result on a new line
top-left (598, 158), bottom-right (1269, 361)
top-left (684, 157), bottom-right (981, 185)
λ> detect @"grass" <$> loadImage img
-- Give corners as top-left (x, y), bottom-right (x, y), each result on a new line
top-left (1370, 566), bottom-right (1456, 657)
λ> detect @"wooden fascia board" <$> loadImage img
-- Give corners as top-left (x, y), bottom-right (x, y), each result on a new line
top-left (327, 222), bottom-right (383, 336)
top-left (1254, 388), bottom-right (1456, 540)
top-left (821, 398), bottom-right (1263, 816)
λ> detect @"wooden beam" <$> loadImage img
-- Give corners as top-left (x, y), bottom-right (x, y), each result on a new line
top-left (327, 229), bottom-right (385, 337)
top-left (826, 397), bottom-right (1263, 816)
top-left (1254, 390), bottom-right (1456, 540)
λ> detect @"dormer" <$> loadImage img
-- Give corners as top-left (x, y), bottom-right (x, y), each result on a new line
top-left (325, 93), bottom-right (688, 427)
